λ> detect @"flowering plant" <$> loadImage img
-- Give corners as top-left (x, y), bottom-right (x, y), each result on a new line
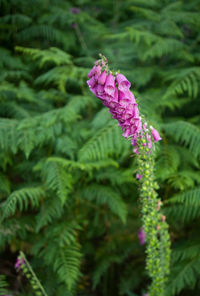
top-left (15, 252), bottom-right (48, 296)
top-left (87, 54), bottom-right (171, 296)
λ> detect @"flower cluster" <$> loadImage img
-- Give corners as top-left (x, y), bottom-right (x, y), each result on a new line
top-left (87, 56), bottom-right (162, 153)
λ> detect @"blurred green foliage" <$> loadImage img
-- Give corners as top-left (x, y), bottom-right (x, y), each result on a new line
top-left (0, 0), bottom-right (200, 295)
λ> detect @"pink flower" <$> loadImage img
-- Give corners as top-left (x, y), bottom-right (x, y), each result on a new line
top-left (157, 200), bottom-right (162, 210)
top-left (104, 73), bottom-right (115, 96)
top-left (15, 257), bottom-right (25, 270)
top-left (113, 87), bottom-right (119, 102)
top-left (94, 65), bottom-right (101, 80)
top-left (138, 227), bottom-right (146, 245)
top-left (96, 84), bottom-right (104, 97)
top-left (118, 91), bottom-right (132, 108)
top-left (151, 128), bottom-right (162, 142)
top-left (116, 73), bottom-right (131, 91)
top-left (136, 174), bottom-right (143, 180)
top-left (98, 70), bottom-right (107, 85)
top-left (123, 128), bottom-right (130, 138)
top-left (134, 119), bottom-right (142, 132)
top-left (131, 138), bottom-right (137, 146)
top-left (88, 65), bottom-right (96, 78)
top-left (90, 86), bottom-right (97, 96)
top-left (87, 76), bottom-right (96, 88)
top-left (146, 133), bottom-right (152, 149)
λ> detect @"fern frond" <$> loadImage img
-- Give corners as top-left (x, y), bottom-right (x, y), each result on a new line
top-left (80, 184), bottom-right (127, 223)
top-left (128, 0), bottom-right (159, 8)
top-left (166, 257), bottom-right (200, 296)
top-left (16, 46), bottom-right (72, 67)
top-left (168, 170), bottom-right (200, 191)
top-left (17, 25), bottom-right (69, 49)
top-left (157, 19), bottom-right (183, 38)
top-left (2, 186), bottom-right (44, 219)
top-left (163, 121), bottom-right (200, 157)
top-left (55, 135), bottom-right (77, 159)
top-left (126, 27), bottom-right (157, 46)
top-left (156, 144), bottom-right (180, 181)
top-left (53, 244), bottom-right (82, 290)
top-left (35, 197), bottom-right (64, 232)
top-left (0, 14), bottom-right (32, 26)
top-left (0, 95), bottom-right (92, 157)
top-left (46, 157), bottom-right (119, 176)
top-left (164, 67), bottom-right (200, 99)
top-left (34, 66), bottom-right (87, 92)
top-left (165, 187), bottom-right (200, 223)
top-left (0, 102), bottom-right (30, 118)
top-left (78, 120), bottom-right (130, 161)
top-left (142, 38), bottom-right (184, 61)
top-left (172, 241), bottom-right (200, 262)
top-left (50, 222), bottom-right (81, 247)
top-left (130, 6), bottom-right (160, 21)
top-left (43, 161), bottom-right (72, 205)
top-left (39, 231), bottom-right (82, 291)
top-left (91, 107), bottom-right (113, 130)
top-left (0, 275), bottom-right (10, 295)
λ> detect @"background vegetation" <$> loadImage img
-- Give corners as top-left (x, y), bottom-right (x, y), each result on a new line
top-left (0, 0), bottom-right (200, 295)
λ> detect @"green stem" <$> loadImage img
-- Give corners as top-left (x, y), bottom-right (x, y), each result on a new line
top-left (20, 251), bottom-right (48, 296)
top-left (137, 130), bottom-right (171, 296)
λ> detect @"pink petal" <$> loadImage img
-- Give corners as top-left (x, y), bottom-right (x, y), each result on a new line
top-left (87, 76), bottom-right (96, 88)
top-left (90, 86), bottom-right (97, 96)
top-left (104, 73), bottom-right (115, 96)
top-left (96, 84), bottom-right (104, 96)
top-left (94, 65), bottom-right (102, 80)
top-left (123, 128), bottom-right (130, 138)
top-left (136, 174), bottom-right (143, 180)
top-left (98, 70), bottom-right (107, 85)
top-left (152, 128), bottom-right (162, 142)
top-left (116, 73), bottom-right (131, 91)
top-left (88, 65), bottom-right (96, 78)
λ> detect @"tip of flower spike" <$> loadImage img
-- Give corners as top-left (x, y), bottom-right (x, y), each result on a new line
top-left (99, 53), bottom-right (108, 64)
top-left (15, 257), bottom-right (25, 270)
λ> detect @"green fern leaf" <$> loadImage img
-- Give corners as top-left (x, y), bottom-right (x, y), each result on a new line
top-left (80, 184), bottom-right (127, 223)
top-left (43, 161), bottom-right (72, 205)
top-left (0, 275), bottom-right (10, 295)
top-left (165, 187), bottom-right (200, 223)
top-left (163, 121), bottom-right (200, 157)
top-left (166, 257), bottom-right (200, 296)
top-left (78, 120), bottom-right (130, 161)
top-left (2, 186), bottom-right (44, 219)
top-left (53, 244), bottom-right (82, 290)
